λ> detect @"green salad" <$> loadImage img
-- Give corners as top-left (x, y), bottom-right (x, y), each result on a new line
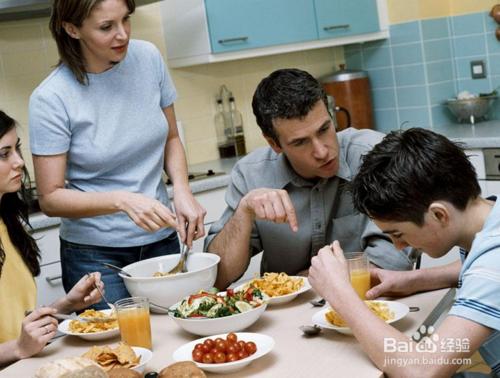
top-left (172, 287), bottom-right (266, 319)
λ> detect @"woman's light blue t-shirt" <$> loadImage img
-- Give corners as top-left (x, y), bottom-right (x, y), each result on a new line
top-left (29, 40), bottom-right (176, 247)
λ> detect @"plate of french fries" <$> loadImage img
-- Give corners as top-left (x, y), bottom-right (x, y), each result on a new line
top-left (312, 300), bottom-right (409, 335)
top-left (235, 272), bottom-right (311, 305)
top-left (58, 309), bottom-right (120, 340)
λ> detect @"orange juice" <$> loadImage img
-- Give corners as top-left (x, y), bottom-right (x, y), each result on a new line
top-left (350, 269), bottom-right (371, 299)
top-left (116, 307), bottom-right (152, 349)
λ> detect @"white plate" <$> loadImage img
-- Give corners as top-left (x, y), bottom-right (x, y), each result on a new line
top-left (131, 346), bottom-right (152, 373)
top-left (57, 309), bottom-right (120, 341)
top-left (312, 300), bottom-right (410, 335)
top-left (235, 276), bottom-right (311, 305)
top-left (172, 332), bottom-right (274, 374)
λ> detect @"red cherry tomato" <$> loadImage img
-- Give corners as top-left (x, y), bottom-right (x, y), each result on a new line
top-left (214, 337), bottom-right (225, 344)
top-left (192, 349), bottom-right (204, 363)
top-left (245, 341), bottom-right (257, 355)
top-left (202, 352), bottom-right (214, 364)
top-left (232, 342), bottom-right (241, 352)
top-left (237, 340), bottom-right (246, 350)
top-left (215, 340), bottom-right (227, 352)
top-left (226, 344), bottom-right (237, 354)
top-left (238, 349), bottom-right (249, 360)
top-left (194, 343), bottom-right (204, 351)
top-left (226, 332), bottom-right (238, 344)
top-left (201, 344), bottom-right (211, 354)
top-left (203, 338), bottom-right (215, 349)
top-left (227, 353), bottom-right (238, 362)
top-left (214, 351), bottom-right (226, 364)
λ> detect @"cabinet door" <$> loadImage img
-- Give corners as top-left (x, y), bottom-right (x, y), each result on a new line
top-left (36, 262), bottom-right (65, 306)
top-left (205, 0), bottom-right (317, 53)
top-left (314, 0), bottom-right (380, 39)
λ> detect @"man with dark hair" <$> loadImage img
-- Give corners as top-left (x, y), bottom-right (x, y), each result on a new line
top-left (206, 68), bottom-right (418, 289)
top-left (309, 128), bottom-right (499, 377)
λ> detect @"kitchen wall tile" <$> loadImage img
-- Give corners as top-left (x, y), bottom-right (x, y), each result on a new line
top-left (373, 109), bottom-right (399, 134)
top-left (491, 75), bottom-right (500, 90)
top-left (363, 40), bottom-right (390, 49)
top-left (421, 18), bottom-right (450, 40)
top-left (486, 32), bottom-right (500, 54)
top-left (426, 60), bottom-right (454, 83)
top-left (451, 13), bottom-right (485, 36)
top-left (371, 88), bottom-right (396, 110)
top-left (452, 35), bottom-right (486, 58)
top-left (343, 44), bottom-right (361, 54)
top-left (344, 50), bottom-right (363, 70)
top-left (394, 64), bottom-right (426, 87)
top-left (368, 68), bottom-right (395, 89)
top-left (396, 86), bottom-right (428, 107)
top-left (0, 21), bottom-right (46, 53)
top-left (185, 137), bottom-right (220, 165)
top-left (362, 46), bottom-right (392, 69)
top-left (391, 43), bottom-right (423, 66)
top-left (181, 116), bottom-right (217, 144)
top-left (2, 50), bottom-right (47, 77)
top-left (424, 39), bottom-right (452, 62)
top-left (398, 107), bottom-right (431, 128)
top-left (457, 78), bottom-right (491, 94)
top-left (428, 81), bottom-right (456, 105)
top-left (389, 21), bottom-right (421, 45)
top-left (489, 56), bottom-right (500, 76)
top-left (431, 104), bottom-right (455, 127)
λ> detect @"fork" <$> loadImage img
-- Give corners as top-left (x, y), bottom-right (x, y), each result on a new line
top-left (24, 310), bottom-right (112, 323)
top-left (86, 272), bottom-right (115, 312)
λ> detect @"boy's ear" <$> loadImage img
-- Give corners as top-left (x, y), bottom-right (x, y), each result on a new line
top-left (428, 202), bottom-right (449, 225)
top-left (264, 134), bottom-right (282, 154)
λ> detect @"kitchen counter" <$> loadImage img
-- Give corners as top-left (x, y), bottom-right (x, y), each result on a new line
top-left (435, 120), bottom-right (500, 148)
top-left (0, 288), bottom-right (451, 377)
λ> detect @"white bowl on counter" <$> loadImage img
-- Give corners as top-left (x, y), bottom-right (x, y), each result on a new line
top-left (120, 253), bottom-right (220, 313)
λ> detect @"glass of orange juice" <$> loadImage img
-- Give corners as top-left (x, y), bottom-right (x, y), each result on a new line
top-left (346, 252), bottom-right (370, 299)
top-left (115, 297), bottom-right (152, 350)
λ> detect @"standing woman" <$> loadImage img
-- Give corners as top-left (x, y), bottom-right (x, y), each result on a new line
top-left (0, 110), bottom-right (103, 365)
top-left (29, 0), bottom-right (206, 307)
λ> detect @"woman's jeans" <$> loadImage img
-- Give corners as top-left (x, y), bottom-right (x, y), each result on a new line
top-left (60, 232), bottom-right (180, 310)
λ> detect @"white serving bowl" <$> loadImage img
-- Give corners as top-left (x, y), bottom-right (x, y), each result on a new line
top-left (120, 253), bottom-right (220, 313)
top-left (169, 300), bottom-right (267, 336)
top-left (131, 346), bottom-right (153, 373)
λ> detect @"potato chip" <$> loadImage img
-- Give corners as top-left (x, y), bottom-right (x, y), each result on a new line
top-left (81, 342), bottom-right (140, 372)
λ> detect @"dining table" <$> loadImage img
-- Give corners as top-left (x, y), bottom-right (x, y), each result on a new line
top-left (0, 288), bottom-right (451, 378)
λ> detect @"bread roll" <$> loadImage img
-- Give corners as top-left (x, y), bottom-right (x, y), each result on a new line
top-left (107, 367), bottom-right (142, 378)
top-left (159, 361), bottom-right (206, 378)
top-left (34, 357), bottom-right (107, 378)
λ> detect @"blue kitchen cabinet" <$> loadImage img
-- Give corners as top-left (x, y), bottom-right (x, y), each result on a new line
top-left (205, 0), bottom-right (318, 53)
top-left (314, 0), bottom-right (380, 39)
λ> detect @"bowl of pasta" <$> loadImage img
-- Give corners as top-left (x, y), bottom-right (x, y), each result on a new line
top-left (234, 273), bottom-right (311, 305)
top-left (312, 300), bottom-right (409, 335)
top-left (169, 287), bottom-right (268, 336)
top-left (120, 253), bottom-right (220, 313)
top-left (58, 309), bottom-right (120, 340)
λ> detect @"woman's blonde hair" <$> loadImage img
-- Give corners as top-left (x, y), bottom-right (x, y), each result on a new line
top-left (49, 0), bottom-right (136, 85)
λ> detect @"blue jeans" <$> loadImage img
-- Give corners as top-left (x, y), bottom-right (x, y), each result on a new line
top-left (60, 232), bottom-right (180, 310)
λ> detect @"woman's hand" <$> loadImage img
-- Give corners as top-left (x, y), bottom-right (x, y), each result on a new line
top-left (308, 241), bottom-right (354, 303)
top-left (116, 192), bottom-right (178, 232)
top-left (15, 307), bottom-right (58, 360)
top-left (55, 272), bottom-right (104, 313)
top-left (173, 188), bottom-right (207, 248)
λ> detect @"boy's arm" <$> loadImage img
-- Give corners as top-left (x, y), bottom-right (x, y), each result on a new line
top-left (366, 260), bottom-right (461, 299)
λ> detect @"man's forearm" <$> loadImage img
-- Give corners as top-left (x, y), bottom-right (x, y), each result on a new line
top-left (208, 206), bottom-right (255, 289)
top-left (409, 260), bottom-right (461, 292)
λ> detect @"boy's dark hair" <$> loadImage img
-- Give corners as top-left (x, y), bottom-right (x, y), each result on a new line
top-left (0, 110), bottom-right (40, 277)
top-left (252, 68), bottom-right (328, 144)
top-left (351, 128), bottom-right (481, 226)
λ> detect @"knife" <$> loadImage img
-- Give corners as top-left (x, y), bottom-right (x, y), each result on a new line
top-left (412, 287), bottom-right (456, 341)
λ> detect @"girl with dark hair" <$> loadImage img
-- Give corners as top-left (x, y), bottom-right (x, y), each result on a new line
top-left (0, 111), bottom-right (104, 366)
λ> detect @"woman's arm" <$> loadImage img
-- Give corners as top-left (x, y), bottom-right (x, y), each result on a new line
top-left (33, 154), bottom-right (177, 232)
top-left (162, 105), bottom-right (206, 247)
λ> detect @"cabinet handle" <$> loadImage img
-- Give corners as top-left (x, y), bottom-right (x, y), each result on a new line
top-left (46, 275), bottom-right (62, 284)
top-left (218, 36), bottom-right (248, 44)
top-left (323, 24), bottom-right (350, 31)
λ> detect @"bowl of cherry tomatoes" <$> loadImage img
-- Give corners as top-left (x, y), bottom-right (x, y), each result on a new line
top-left (172, 332), bottom-right (274, 374)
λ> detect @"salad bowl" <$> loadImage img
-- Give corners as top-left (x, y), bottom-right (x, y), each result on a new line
top-left (168, 288), bottom-right (268, 336)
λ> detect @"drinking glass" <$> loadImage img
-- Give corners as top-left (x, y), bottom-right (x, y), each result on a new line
top-left (115, 297), bottom-right (152, 350)
top-left (346, 252), bottom-right (371, 299)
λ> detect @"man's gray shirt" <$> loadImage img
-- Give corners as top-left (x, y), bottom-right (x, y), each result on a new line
top-left (205, 128), bottom-right (418, 275)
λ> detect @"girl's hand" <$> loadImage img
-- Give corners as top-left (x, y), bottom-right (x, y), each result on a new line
top-left (15, 307), bottom-right (58, 359)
